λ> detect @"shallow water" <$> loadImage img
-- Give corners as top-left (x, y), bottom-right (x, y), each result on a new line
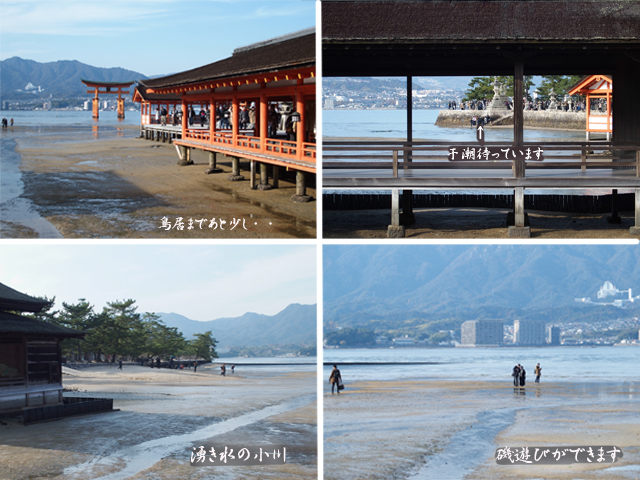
top-left (0, 136), bottom-right (62, 237)
top-left (64, 395), bottom-right (314, 480)
top-left (323, 346), bottom-right (640, 383)
top-left (408, 408), bottom-right (516, 480)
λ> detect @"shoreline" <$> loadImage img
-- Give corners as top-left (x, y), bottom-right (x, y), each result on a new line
top-left (0, 125), bottom-right (316, 238)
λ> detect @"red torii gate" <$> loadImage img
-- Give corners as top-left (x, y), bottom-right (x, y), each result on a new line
top-left (81, 80), bottom-right (135, 119)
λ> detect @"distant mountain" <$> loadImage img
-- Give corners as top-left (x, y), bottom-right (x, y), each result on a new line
top-left (324, 245), bottom-right (640, 324)
top-left (0, 57), bottom-right (148, 100)
top-left (158, 303), bottom-right (316, 347)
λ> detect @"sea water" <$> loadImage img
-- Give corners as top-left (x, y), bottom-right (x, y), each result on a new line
top-left (323, 108), bottom-right (584, 143)
top-left (323, 346), bottom-right (639, 383)
top-left (0, 110), bottom-right (142, 237)
top-left (322, 109), bottom-right (626, 196)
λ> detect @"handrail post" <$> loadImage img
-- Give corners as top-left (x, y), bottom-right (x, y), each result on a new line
top-left (393, 150), bottom-right (398, 178)
top-left (581, 148), bottom-right (587, 173)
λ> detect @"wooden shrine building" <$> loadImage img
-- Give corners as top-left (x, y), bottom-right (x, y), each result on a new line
top-left (0, 282), bottom-right (84, 413)
top-left (568, 75), bottom-right (613, 141)
top-left (323, 0), bottom-right (640, 237)
top-left (81, 80), bottom-right (134, 119)
top-left (135, 28), bottom-right (316, 200)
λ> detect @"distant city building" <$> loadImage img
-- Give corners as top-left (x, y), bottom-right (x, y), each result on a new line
top-left (324, 97), bottom-right (335, 109)
top-left (83, 100), bottom-right (92, 111)
top-left (548, 326), bottom-right (561, 345)
top-left (514, 319), bottom-right (546, 345)
top-left (1, 101), bottom-right (8, 110)
top-left (461, 320), bottom-right (503, 345)
top-left (392, 336), bottom-right (415, 346)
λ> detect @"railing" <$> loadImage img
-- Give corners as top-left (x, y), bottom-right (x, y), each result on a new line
top-left (265, 138), bottom-right (298, 159)
top-left (185, 128), bottom-right (211, 142)
top-left (0, 376), bottom-right (26, 388)
top-left (324, 141), bottom-right (640, 180)
top-left (236, 134), bottom-right (261, 151)
top-left (303, 142), bottom-right (317, 162)
top-left (180, 130), bottom-right (316, 166)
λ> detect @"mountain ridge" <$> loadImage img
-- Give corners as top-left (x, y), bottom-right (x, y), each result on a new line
top-left (157, 303), bottom-right (316, 348)
top-left (1, 56), bottom-right (148, 101)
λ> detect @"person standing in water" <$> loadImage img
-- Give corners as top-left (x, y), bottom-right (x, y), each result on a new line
top-left (512, 364), bottom-right (520, 387)
top-left (329, 365), bottom-right (342, 394)
top-left (534, 363), bottom-right (542, 383)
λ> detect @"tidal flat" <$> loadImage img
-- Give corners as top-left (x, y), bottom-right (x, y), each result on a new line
top-left (0, 365), bottom-right (317, 480)
top-left (324, 379), bottom-right (640, 480)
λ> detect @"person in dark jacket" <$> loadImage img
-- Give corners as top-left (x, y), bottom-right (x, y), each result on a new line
top-left (329, 365), bottom-right (342, 394)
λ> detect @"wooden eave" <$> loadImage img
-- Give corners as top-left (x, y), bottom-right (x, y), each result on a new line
top-left (147, 66), bottom-right (315, 95)
top-left (568, 75), bottom-right (613, 96)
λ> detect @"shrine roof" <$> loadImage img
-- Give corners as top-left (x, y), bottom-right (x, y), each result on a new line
top-left (323, 1), bottom-right (640, 43)
top-left (0, 282), bottom-right (52, 313)
top-left (0, 311), bottom-right (85, 338)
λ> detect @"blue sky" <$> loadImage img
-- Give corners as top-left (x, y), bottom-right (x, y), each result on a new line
top-left (0, 244), bottom-right (317, 321)
top-left (0, 0), bottom-right (316, 76)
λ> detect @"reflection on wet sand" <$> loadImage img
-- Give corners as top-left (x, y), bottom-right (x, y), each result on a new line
top-left (0, 365), bottom-right (316, 480)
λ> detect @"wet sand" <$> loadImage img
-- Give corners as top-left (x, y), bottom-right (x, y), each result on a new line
top-left (324, 379), bottom-right (640, 480)
top-left (0, 365), bottom-right (316, 480)
top-left (323, 207), bottom-right (639, 239)
top-left (1, 126), bottom-right (315, 238)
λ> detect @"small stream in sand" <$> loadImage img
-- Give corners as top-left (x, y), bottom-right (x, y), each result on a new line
top-left (63, 395), bottom-right (314, 480)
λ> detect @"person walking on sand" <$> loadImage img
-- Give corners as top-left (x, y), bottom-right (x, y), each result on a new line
top-left (329, 365), bottom-right (342, 394)
top-left (118, 358), bottom-right (123, 370)
top-left (231, 365), bottom-right (235, 374)
top-left (221, 364), bottom-right (226, 376)
top-left (519, 365), bottom-right (526, 387)
top-left (512, 364), bottom-right (520, 387)
top-left (194, 362), bottom-right (198, 373)
top-left (534, 363), bottom-right (542, 383)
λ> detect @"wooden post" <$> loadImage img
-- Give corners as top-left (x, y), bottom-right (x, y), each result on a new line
top-left (632, 189), bottom-right (640, 236)
top-left (228, 156), bottom-right (244, 181)
top-left (272, 166), bottom-right (279, 188)
top-left (232, 93), bottom-right (239, 147)
top-left (296, 85), bottom-right (305, 159)
top-left (250, 160), bottom-right (256, 189)
top-left (181, 99), bottom-right (187, 139)
top-left (205, 151), bottom-right (221, 174)
top-left (259, 92), bottom-right (267, 154)
top-left (92, 95), bottom-right (99, 120)
top-left (513, 59), bottom-right (525, 178)
top-left (291, 170), bottom-right (312, 202)
top-left (387, 188), bottom-right (405, 238)
top-left (257, 162), bottom-right (272, 190)
top-left (402, 75), bottom-right (415, 225)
